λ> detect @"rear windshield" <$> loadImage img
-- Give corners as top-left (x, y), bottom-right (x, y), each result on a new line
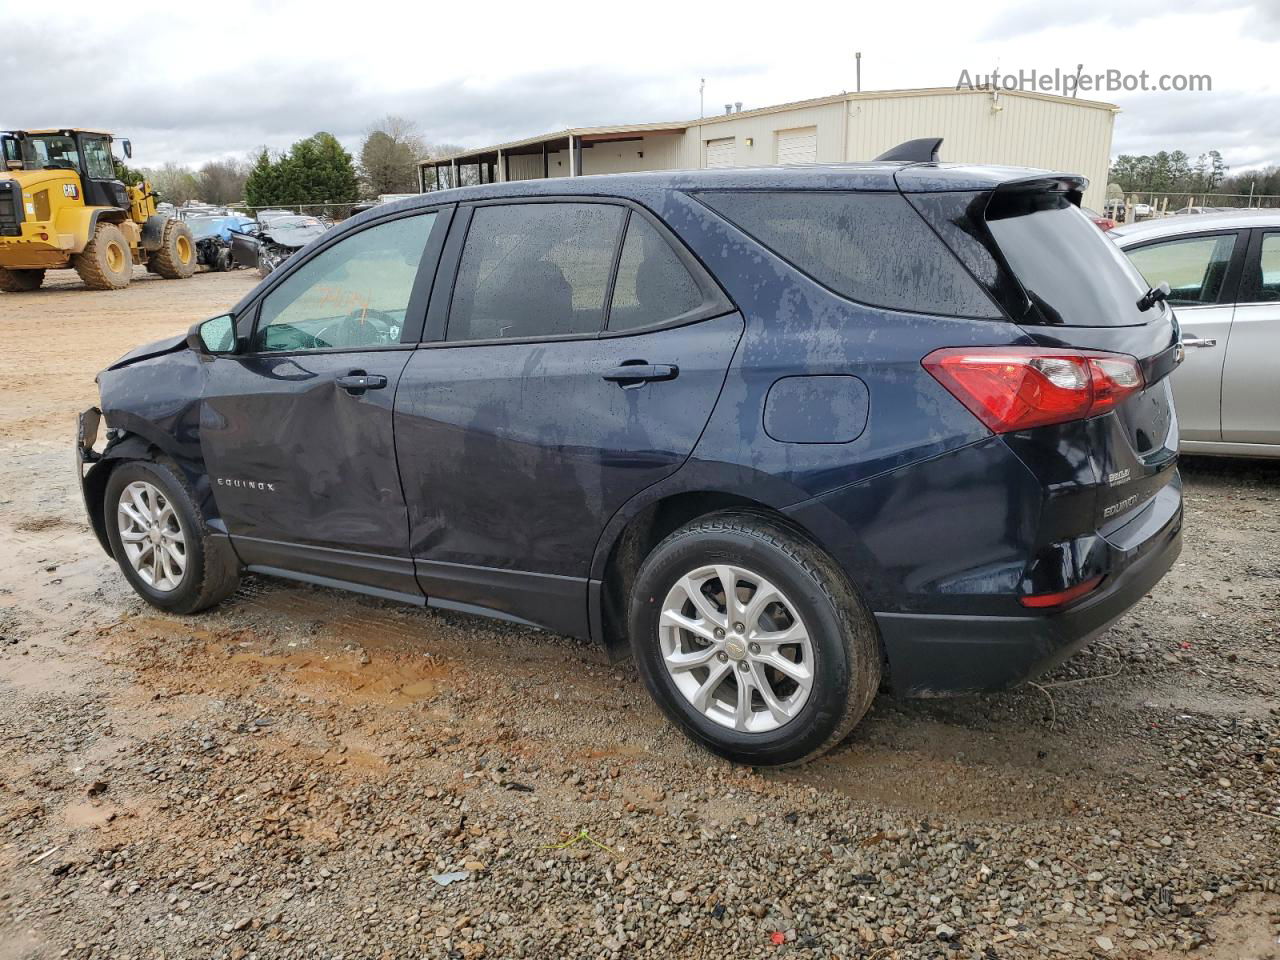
top-left (697, 190), bottom-right (999, 318)
top-left (985, 192), bottom-right (1151, 326)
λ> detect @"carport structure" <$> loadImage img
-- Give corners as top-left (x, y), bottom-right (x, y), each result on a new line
top-left (419, 121), bottom-right (689, 191)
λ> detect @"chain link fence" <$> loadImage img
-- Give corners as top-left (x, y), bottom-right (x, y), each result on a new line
top-left (1113, 191), bottom-right (1280, 222)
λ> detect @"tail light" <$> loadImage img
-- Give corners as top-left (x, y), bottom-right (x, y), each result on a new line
top-left (922, 347), bottom-right (1144, 433)
top-left (1019, 575), bottom-right (1104, 609)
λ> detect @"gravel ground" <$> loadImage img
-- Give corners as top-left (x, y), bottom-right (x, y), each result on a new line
top-left (0, 269), bottom-right (1277, 959)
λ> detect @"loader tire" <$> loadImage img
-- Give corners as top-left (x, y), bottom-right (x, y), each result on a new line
top-left (0, 268), bottom-right (45, 292)
top-left (149, 221), bottom-right (197, 280)
top-left (74, 223), bottom-right (132, 290)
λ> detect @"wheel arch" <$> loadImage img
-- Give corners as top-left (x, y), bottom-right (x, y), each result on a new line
top-left (82, 427), bottom-right (221, 557)
top-left (590, 488), bottom-right (824, 658)
top-left (54, 206), bottom-right (127, 255)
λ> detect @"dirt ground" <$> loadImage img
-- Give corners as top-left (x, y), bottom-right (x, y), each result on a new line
top-left (0, 267), bottom-right (1277, 960)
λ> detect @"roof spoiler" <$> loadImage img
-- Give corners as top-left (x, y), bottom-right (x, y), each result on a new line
top-left (874, 137), bottom-right (943, 163)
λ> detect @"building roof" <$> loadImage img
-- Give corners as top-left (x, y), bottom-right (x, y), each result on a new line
top-left (422, 86), bottom-right (1119, 167)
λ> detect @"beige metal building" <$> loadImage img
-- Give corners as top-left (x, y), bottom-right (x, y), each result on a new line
top-left (420, 87), bottom-right (1118, 210)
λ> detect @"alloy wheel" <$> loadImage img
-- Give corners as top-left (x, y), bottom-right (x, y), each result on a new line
top-left (659, 564), bottom-right (815, 733)
top-left (116, 480), bottom-right (187, 592)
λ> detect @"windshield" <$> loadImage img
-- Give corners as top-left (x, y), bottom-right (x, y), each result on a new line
top-left (19, 135), bottom-right (81, 172)
top-left (986, 192), bottom-right (1151, 326)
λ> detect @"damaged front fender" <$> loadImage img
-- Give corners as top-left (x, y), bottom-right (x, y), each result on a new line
top-left (79, 343), bottom-right (223, 556)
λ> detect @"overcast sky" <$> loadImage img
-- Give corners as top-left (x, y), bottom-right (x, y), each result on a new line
top-left (3, 0), bottom-right (1277, 176)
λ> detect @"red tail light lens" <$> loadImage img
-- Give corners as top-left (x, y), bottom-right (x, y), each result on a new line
top-left (1019, 575), bottom-right (1104, 609)
top-left (922, 347), bottom-right (1145, 433)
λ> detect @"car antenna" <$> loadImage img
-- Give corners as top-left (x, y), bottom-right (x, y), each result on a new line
top-left (1137, 281), bottom-right (1171, 312)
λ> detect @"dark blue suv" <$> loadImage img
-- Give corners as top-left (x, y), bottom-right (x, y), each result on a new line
top-left (78, 150), bottom-right (1183, 765)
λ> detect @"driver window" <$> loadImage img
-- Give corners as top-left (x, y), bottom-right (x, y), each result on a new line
top-left (255, 212), bottom-right (437, 352)
top-left (83, 139), bottom-right (115, 180)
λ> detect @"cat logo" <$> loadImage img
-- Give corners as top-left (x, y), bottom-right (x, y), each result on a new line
top-left (62, 183), bottom-right (79, 199)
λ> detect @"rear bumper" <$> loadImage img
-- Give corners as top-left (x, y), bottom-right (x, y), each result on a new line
top-left (876, 496), bottom-right (1182, 696)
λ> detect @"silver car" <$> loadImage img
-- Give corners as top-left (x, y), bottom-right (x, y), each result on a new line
top-left (1112, 212), bottom-right (1280, 458)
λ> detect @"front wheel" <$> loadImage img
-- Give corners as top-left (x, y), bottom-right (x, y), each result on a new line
top-left (104, 460), bottom-right (241, 614)
top-left (628, 511), bottom-right (881, 766)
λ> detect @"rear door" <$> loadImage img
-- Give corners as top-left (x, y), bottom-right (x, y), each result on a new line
top-left (1122, 230), bottom-right (1245, 441)
top-left (394, 199), bottom-right (741, 636)
top-left (1221, 229), bottom-right (1280, 444)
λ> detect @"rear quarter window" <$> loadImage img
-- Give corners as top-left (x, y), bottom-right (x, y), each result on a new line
top-left (696, 190), bottom-right (1000, 318)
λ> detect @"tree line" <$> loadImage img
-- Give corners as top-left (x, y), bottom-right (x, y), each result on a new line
top-left (113, 116), bottom-right (458, 208)
top-left (1110, 149), bottom-right (1280, 198)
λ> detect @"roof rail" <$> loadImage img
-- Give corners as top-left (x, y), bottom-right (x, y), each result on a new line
top-left (874, 137), bottom-right (943, 163)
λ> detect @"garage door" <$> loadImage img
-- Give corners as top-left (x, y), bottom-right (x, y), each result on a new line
top-left (705, 137), bottom-right (735, 169)
top-left (776, 126), bottom-right (817, 165)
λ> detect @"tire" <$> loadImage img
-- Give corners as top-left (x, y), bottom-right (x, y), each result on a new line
top-left (149, 220), bottom-right (197, 279)
top-left (215, 248), bottom-right (233, 272)
top-left (73, 222), bottom-right (132, 290)
top-left (103, 459), bottom-right (241, 615)
top-left (0, 267), bottom-right (44, 292)
top-left (628, 510), bottom-right (881, 766)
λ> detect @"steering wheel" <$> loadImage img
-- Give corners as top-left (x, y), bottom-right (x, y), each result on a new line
top-left (315, 308), bottom-right (398, 348)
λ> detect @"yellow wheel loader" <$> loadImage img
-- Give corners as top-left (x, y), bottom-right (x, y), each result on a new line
top-left (0, 129), bottom-right (196, 292)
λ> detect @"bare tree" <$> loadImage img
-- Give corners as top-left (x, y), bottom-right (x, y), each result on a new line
top-left (149, 162), bottom-right (201, 206)
top-left (198, 158), bottom-right (249, 205)
top-left (358, 115), bottom-right (426, 197)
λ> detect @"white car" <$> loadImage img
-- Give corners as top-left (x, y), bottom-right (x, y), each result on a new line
top-left (1112, 212), bottom-right (1280, 458)
top-left (1131, 202), bottom-right (1153, 218)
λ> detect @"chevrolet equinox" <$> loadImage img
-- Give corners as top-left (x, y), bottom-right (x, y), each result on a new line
top-left (78, 143), bottom-right (1183, 765)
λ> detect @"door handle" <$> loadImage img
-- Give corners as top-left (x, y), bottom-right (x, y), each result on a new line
top-left (336, 372), bottom-right (388, 393)
top-left (1180, 335), bottom-right (1217, 348)
top-left (602, 362), bottom-right (679, 387)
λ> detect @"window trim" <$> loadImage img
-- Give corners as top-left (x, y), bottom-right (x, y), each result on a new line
top-left (1119, 228), bottom-right (1248, 308)
top-left (424, 195), bottom-right (734, 349)
top-left (236, 204), bottom-right (453, 358)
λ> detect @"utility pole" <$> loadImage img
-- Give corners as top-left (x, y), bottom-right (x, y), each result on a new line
top-left (700, 78), bottom-right (705, 119)
top-left (855, 52), bottom-right (861, 93)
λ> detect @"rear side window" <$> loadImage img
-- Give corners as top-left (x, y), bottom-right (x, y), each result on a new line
top-left (1124, 234), bottom-right (1237, 305)
top-left (608, 215), bottom-right (703, 332)
top-left (448, 203), bottom-right (624, 341)
top-left (1248, 232), bottom-right (1280, 302)
top-left (697, 190), bottom-right (999, 318)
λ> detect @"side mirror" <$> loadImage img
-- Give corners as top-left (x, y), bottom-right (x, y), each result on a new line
top-left (120, 138), bottom-right (132, 159)
top-left (188, 314), bottom-right (237, 356)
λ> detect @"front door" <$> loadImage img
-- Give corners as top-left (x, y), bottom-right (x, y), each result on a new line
top-left (201, 209), bottom-right (445, 598)
top-left (1222, 229), bottom-right (1280, 444)
top-left (1124, 230), bottom-right (1243, 441)
top-left (394, 201), bottom-right (742, 635)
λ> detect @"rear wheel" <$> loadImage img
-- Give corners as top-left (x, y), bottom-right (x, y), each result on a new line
top-left (149, 220), bottom-right (197, 279)
top-left (628, 511), bottom-right (881, 766)
top-left (0, 267), bottom-right (45, 292)
top-left (104, 460), bottom-right (241, 614)
top-left (74, 222), bottom-right (132, 290)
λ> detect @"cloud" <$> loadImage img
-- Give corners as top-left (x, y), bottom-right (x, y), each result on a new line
top-left (979, 0), bottom-right (1272, 40)
top-left (1111, 89), bottom-right (1280, 170)
top-left (0, 22), bottom-right (699, 167)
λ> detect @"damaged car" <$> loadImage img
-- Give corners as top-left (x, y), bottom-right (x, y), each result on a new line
top-left (187, 215), bottom-right (254, 272)
top-left (77, 148), bottom-right (1183, 766)
top-left (230, 214), bottom-right (329, 277)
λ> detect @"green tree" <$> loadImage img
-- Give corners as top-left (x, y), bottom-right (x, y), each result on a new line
top-left (358, 116), bottom-right (425, 196)
top-left (243, 148), bottom-right (278, 208)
